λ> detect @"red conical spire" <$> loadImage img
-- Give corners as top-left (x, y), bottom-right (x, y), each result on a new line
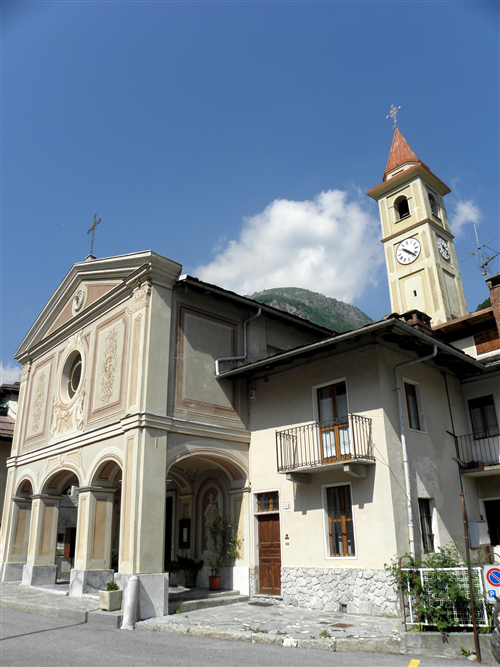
top-left (384, 128), bottom-right (419, 180)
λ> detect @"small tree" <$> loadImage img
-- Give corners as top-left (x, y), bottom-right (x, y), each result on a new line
top-left (206, 516), bottom-right (240, 576)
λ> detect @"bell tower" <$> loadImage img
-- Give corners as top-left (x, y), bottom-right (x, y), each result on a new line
top-left (367, 127), bottom-right (468, 325)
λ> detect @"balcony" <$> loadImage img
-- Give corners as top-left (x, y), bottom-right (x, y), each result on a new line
top-left (455, 431), bottom-right (500, 473)
top-left (276, 414), bottom-right (375, 476)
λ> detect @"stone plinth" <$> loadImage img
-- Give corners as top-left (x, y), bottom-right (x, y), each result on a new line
top-left (1, 562), bottom-right (25, 582)
top-left (69, 568), bottom-right (114, 597)
top-left (22, 564), bottom-right (57, 586)
top-left (280, 567), bottom-right (400, 617)
top-left (115, 572), bottom-right (169, 620)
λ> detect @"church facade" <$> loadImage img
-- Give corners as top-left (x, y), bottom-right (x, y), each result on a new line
top-left (1, 130), bottom-right (499, 618)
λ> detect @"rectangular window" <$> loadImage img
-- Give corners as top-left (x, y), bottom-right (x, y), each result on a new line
top-left (257, 492), bottom-right (279, 513)
top-left (468, 395), bottom-right (499, 439)
top-left (326, 485), bottom-right (355, 557)
top-left (404, 381), bottom-right (425, 432)
top-left (419, 498), bottom-right (434, 553)
top-left (317, 381), bottom-right (351, 460)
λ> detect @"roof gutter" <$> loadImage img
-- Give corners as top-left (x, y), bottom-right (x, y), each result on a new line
top-left (216, 318), bottom-right (485, 379)
top-left (215, 308), bottom-right (262, 377)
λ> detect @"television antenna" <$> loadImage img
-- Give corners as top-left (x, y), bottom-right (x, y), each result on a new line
top-left (462, 222), bottom-right (500, 276)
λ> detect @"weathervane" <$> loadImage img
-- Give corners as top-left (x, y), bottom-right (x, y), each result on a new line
top-left (386, 104), bottom-right (401, 130)
top-left (87, 214), bottom-right (101, 257)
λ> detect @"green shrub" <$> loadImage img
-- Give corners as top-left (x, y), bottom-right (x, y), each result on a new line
top-left (105, 581), bottom-right (119, 591)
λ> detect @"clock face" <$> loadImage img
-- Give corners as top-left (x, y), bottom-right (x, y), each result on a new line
top-left (396, 238), bottom-right (421, 265)
top-left (437, 236), bottom-right (450, 260)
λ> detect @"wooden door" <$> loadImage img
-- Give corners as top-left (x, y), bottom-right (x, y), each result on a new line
top-left (258, 514), bottom-right (281, 595)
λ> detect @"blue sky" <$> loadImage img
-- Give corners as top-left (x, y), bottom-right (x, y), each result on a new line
top-left (1, 0), bottom-right (499, 382)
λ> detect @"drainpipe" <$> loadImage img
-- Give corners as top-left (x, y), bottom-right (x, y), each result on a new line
top-left (215, 308), bottom-right (262, 376)
top-left (393, 344), bottom-right (438, 556)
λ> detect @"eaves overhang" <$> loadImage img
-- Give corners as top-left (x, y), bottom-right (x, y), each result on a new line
top-left (367, 162), bottom-right (451, 200)
top-left (175, 275), bottom-right (336, 337)
top-left (216, 318), bottom-right (485, 381)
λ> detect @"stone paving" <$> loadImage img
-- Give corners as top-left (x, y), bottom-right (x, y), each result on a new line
top-left (141, 599), bottom-right (402, 641)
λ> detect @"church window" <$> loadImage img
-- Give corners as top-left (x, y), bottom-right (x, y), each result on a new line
top-left (395, 196), bottom-right (410, 221)
top-left (404, 381), bottom-right (425, 432)
top-left (62, 350), bottom-right (83, 402)
top-left (428, 193), bottom-right (440, 218)
top-left (468, 395), bottom-right (499, 439)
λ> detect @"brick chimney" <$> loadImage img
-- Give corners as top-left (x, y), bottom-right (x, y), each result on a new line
top-left (486, 272), bottom-right (500, 335)
top-left (399, 310), bottom-right (434, 336)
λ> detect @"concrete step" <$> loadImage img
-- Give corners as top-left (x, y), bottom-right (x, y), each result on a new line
top-left (176, 594), bottom-right (250, 614)
top-left (87, 609), bottom-right (124, 628)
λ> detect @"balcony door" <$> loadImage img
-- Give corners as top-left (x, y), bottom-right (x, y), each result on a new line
top-left (318, 381), bottom-right (350, 462)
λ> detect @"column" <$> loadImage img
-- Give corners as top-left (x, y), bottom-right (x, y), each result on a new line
top-left (1, 497), bottom-right (32, 581)
top-left (115, 429), bottom-right (169, 619)
top-left (69, 486), bottom-right (116, 596)
top-left (22, 494), bottom-right (60, 586)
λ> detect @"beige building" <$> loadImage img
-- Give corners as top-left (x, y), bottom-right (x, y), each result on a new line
top-left (1, 130), bottom-right (499, 618)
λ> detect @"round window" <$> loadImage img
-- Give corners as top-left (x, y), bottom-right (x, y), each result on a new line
top-left (62, 351), bottom-right (83, 402)
top-left (68, 354), bottom-right (82, 399)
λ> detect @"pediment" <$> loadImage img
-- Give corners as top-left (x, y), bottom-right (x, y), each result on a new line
top-left (15, 251), bottom-right (182, 361)
top-left (46, 281), bottom-right (121, 336)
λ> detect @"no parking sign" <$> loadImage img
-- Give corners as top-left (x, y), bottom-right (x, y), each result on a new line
top-left (483, 566), bottom-right (500, 603)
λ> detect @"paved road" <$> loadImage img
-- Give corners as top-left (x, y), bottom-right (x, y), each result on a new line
top-left (1, 608), bottom-right (471, 667)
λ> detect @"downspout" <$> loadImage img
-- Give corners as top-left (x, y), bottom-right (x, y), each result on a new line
top-left (394, 344), bottom-right (438, 556)
top-left (215, 308), bottom-right (262, 376)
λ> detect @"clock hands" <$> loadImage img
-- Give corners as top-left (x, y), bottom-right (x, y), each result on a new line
top-left (402, 248), bottom-right (417, 257)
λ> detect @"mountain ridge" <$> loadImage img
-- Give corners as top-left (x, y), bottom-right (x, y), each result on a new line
top-left (248, 287), bottom-right (373, 333)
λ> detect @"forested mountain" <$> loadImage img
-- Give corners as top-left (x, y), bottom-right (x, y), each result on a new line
top-left (249, 287), bottom-right (373, 333)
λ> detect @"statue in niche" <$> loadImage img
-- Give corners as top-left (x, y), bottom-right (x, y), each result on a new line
top-left (203, 491), bottom-right (221, 551)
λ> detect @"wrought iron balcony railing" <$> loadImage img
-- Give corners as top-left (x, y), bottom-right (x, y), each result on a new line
top-left (455, 431), bottom-right (500, 470)
top-left (276, 414), bottom-right (374, 473)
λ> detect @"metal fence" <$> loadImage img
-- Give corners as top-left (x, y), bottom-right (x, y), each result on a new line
top-left (276, 414), bottom-right (374, 473)
top-left (401, 567), bottom-right (489, 628)
top-left (455, 432), bottom-right (500, 469)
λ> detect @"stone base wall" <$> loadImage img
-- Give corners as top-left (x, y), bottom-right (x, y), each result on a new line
top-left (281, 567), bottom-right (400, 617)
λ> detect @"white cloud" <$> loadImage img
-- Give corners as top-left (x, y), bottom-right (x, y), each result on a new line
top-left (450, 199), bottom-right (482, 236)
top-left (0, 360), bottom-right (21, 385)
top-left (194, 189), bottom-right (383, 303)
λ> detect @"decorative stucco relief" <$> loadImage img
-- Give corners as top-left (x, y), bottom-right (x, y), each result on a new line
top-left (45, 448), bottom-right (83, 476)
top-left (100, 327), bottom-right (118, 404)
top-left (50, 380), bottom-right (87, 438)
top-left (31, 372), bottom-right (46, 433)
top-left (128, 281), bottom-right (152, 314)
top-left (91, 316), bottom-right (126, 413)
top-left (21, 362), bottom-right (32, 383)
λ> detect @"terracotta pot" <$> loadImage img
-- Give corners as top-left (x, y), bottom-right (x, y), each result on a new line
top-left (99, 589), bottom-right (122, 611)
top-left (208, 576), bottom-right (221, 591)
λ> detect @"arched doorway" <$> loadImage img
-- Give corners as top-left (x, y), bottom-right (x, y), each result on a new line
top-left (165, 449), bottom-right (248, 590)
top-left (42, 469), bottom-right (80, 582)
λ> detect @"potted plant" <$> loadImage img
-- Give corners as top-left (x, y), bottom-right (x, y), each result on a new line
top-left (99, 581), bottom-right (122, 611)
top-left (206, 516), bottom-right (240, 590)
top-left (165, 556), bottom-right (204, 587)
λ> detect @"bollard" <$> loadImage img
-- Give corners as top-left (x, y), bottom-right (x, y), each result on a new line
top-left (121, 575), bottom-right (139, 630)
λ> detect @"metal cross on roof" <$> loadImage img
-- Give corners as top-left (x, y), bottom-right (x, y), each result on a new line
top-left (87, 214), bottom-right (101, 256)
top-left (386, 104), bottom-right (401, 130)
